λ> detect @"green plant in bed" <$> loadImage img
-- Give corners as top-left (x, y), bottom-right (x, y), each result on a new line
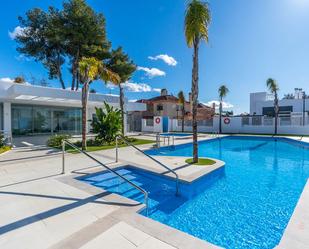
top-left (185, 158), bottom-right (216, 166)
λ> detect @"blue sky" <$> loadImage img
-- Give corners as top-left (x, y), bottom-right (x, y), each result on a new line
top-left (1, 0), bottom-right (309, 113)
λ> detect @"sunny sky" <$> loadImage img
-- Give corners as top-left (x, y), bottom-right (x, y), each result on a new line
top-left (1, 0), bottom-right (309, 114)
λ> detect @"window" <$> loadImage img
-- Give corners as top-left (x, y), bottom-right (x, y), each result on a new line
top-left (262, 106), bottom-right (293, 116)
top-left (156, 105), bottom-right (163, 111)
top-left (146, 118), bottom-right (154, 126)
top-left (11, 104), bottom-right (82, 135)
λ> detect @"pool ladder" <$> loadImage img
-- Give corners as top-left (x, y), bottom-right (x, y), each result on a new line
top-left (155, 133), bottom-right (175, 149)
top-left (62, 139), bottom-right (149, 216)
top-left (115, 135), bottom-right (179, 196)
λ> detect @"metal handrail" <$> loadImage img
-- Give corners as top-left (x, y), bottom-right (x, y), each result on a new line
top-left (62, 139), bottom-right (149, 215)
top-left (116, 135), bottom-right (179, 195)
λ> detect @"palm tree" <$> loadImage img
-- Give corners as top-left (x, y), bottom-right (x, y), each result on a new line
top-left (178, 91), bottom-right (186, 132)
top-left (79, 57), bottom-right (120, 150)
top-left (266, 78), bottom-right (279, 135)
top-left (218, 85), bottom-right (229, 134)
top-left (185, 0), bottom-right (211, 163)
top-left (107, 47), bottom-right (136, 135)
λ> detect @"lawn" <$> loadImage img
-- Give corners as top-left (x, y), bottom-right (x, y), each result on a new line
top-left (66, 138), bottom-right (155, 153)
top-left (0, 146), bottom-right (11, 154)
top-left (185, 158), bottom-right (216, 166)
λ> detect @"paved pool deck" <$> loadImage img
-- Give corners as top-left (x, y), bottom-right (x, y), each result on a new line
top-left (0, 134), bottom-right (308, 249)
top-left (0, 135), bottom-right (223, 249)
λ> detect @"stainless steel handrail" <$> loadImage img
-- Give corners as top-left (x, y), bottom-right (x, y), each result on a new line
top-left (62, 139), bottom-right (149, 215)
top-left (115, 135), bottom-right (179, 195)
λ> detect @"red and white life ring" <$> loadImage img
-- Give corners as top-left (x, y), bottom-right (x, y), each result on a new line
top-left (224, 118), bottom-right (231, 125)
top-left (155, 117), bottom-right (161, 124)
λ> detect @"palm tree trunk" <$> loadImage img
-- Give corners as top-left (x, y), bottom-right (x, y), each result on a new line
top-left (274, 93), bottom-right (279, 135)
top-left (81, 83), bottom-right (89, 150)
top-left (119, 84), bottom-right (125, 136)
top-left (182, 107), bottom-right (185, 132)
top-left (192, 39), bottom-right (199, 163)
top-left (71, 65), bottom-right (76, 90)
top-left (219, 100), bottom-right (222, 134)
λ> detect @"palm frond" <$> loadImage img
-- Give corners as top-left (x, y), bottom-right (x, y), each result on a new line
top-left (100, 66), bottom-right (120, 84)
top-left (178, 91), bottom-right (185, 105)
top-left (266, 78), bottom-right (279, 93)
top-left (185, 0), bottom-right (211, 47)
top-left (218, 85), bottom-right (229, 99)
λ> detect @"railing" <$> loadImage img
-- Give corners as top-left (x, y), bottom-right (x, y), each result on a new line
top-left (62, 139), bottom-right (149, 215)
top-left (115, 135), bottom-right (179, 195)
top-left (156, 133), bottom-right (175, 148)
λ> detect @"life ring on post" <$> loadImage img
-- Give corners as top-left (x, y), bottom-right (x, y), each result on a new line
top-left (224, 117), bottom-right (231, 125)
top-left (155, 117), bottom-right (161, 124)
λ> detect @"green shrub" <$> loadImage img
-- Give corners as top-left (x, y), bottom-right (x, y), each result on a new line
top-left (47, 134), bottom-right (71, 148)
top-left (0, 133), bottom-right (4, 148)
top-left (91, 102), bottom-right (122, 144)
top-left (73, 137), bottom-right (137, 147)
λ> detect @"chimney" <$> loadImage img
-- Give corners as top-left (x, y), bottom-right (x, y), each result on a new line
top-left (212, 102), bottom-right (216, 110)
top-left (161, 88), bottom-right (168, 96)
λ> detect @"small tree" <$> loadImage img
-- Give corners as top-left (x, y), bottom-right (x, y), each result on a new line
top-left (107, 47), bottom-right (136, 135)
top-left (178, 91), bottom-right (186, 132)
top-left (267, 78), bottom-right (279, 135)
top-left (79, 57), bottom-right (119, 150)
top-left (218, 85), bottom-right (229, 134)
top-left (91, 102), bottom-right (122, 143)
top-left (14, 76), bottom-right (26, 84)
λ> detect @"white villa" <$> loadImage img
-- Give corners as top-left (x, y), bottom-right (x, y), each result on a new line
top-left (250, 88), bottom-right (308, 119)
top-left (0, 79), bottom-right (145, 140)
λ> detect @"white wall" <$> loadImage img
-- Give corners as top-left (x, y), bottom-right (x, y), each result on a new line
top-left (143, 116), bottom-right (309, 136)
top-left (3, 102), bottom-right (11, 133)
top-left (250, 92), bottom-right (309, 115)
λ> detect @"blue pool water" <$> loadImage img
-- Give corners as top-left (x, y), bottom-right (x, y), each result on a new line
top-left (79, 136), bottom-right (309, 249)
top-left (160, 132), bottom-right (192, 137)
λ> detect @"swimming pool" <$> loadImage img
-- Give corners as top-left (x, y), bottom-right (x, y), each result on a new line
top-left (79, 136), bottom-right (309, 249)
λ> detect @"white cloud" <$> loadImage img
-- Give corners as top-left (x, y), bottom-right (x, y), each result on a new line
top-left (129, 99), bottom-right (137, 102)
top-left (148, 54), bottom-right (177, 66)
top-left (153, 88), bottom-right (161, 93)
top-left (8, 26), bottom-right (28, 40)
top-left (15, 54), bottom-right (31, 62)
top-left (106, 82), bottom-right (161, 93)
top-left (137, 66), bottom-right (166, 78)
top-left (0, 77), bottom-right (14, 83)
top-left (0, 77), bottom-right (30, 85)
top-left (204, 100), bottom-right (234, 109)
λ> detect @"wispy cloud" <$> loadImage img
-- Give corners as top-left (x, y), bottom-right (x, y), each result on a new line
top-left (106, 82), bottom-right (161, 93)
top-left (204, 100), bottom-right (234, 109)
top-left (148, 54), bottom-right (177, 66)
top-left (8, 26), bottom-right (27, 40)
top-left (15, 54), bottom-right (31, 62)
top-left (137, 66), bottom-right (166, 78)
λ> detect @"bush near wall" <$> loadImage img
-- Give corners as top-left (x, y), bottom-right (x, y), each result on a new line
top-left (47, 134), bottom-right (71, 148)
top-left (0, 133), bottom-right (4, 148)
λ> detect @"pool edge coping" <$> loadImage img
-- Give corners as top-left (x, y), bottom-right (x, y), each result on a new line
top-left (56, 170), bottom-right (222, 249)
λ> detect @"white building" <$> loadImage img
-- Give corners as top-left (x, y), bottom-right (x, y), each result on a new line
top-left (250, 88), bottom-right (309, 118)
top-left (0, 79), bottom-right (145, 140)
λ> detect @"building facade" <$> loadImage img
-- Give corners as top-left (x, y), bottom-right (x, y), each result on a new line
top-left (135, 89), bottom-right (214, 122)
top-left (0, 79), bottom-right (145, 138)
top-left (250, 89), bottom-right (309, 117)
